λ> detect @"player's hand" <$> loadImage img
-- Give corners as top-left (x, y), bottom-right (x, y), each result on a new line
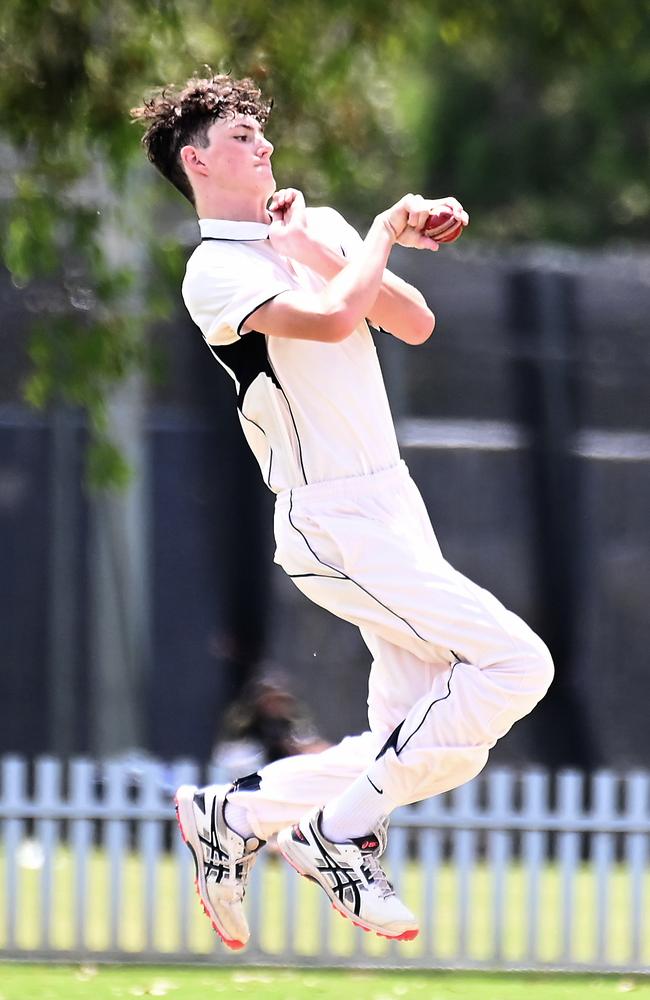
top-left (268, 188), bottom-right (312, 258)
top-left (268, 187), bottom-right (305, 223)
top-left (413, 196), bottom-right (469, 246)
top-left (378, 194), bottom-right (468, 251)
top-left (378, 194), bottom-right (438, 251)
top-left (433, 196), bottom-right (469, 229)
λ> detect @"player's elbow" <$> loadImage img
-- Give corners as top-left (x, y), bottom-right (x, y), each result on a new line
top-left (414, 309), bottom-right (435, 343)
top-left (401, 309), bottom-right (435, 345)
top-left (281, 302), bottom-right (354, 343)
top-left (318, 304), bottom-right (357, 343)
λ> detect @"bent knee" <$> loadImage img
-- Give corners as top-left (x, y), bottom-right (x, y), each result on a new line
top-left (522, 639), bottom-right (555, 703)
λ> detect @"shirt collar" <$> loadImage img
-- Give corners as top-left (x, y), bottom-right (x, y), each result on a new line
top-left (199, 218), bottom-right (271, 242)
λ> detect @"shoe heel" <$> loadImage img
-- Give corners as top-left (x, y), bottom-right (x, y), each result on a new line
top-left (174, 787), bottom-right (199, 862)
top-left (277, 831), bottom-right (308, 877)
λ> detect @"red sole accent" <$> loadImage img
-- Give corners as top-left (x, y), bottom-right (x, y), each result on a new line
top-left (174, 798), bottom-right (246, 952)
top-left (281, 846), bottom-right (418, 943)
top-left (333, 902), bottom-right (419, 941)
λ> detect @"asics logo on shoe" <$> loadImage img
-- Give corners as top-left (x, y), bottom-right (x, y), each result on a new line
top-left (175, 784), bottom-right (266, 951)
top-left (309, 822), bottom-right (363, 916)
top-left (198, 797), bottom-right (231, 883)
top-left (277, 807), bottom-right (418, 941)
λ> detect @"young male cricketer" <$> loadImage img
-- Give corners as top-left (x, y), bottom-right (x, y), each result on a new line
top-left (132, 74), bottom-right (554, 949)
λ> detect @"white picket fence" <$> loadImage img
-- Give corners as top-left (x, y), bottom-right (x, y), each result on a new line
top-left (0, 755), bottom-right (648, 971)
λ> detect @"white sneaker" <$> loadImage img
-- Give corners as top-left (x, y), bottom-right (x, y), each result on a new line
top-left (277, 808), bottom-right (418, 941)
top-left (175, 783), bottom-right (265, 950)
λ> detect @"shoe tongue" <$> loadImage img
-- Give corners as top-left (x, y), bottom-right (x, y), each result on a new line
top-left (350, 834), bottom-right (380, 853)
top-left (243, 835), bottom-right (264, 853)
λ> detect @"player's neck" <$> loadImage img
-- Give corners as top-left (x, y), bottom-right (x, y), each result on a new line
top-left (195, 188), bottom-right (271, 224)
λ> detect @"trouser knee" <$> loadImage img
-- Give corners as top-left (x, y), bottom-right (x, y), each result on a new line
top-left (517, 639), bottom-right (555, 710)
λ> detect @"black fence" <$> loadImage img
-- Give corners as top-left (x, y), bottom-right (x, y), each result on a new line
top-left (1, 242), bottom-right (649, 768)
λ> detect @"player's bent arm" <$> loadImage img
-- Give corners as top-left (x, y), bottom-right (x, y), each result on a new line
top-left (250, 215), bottom-right (396, 343)
top-left (368, 271), bottom-right (435, 345)
top-left (285, 214), bottom-right (434, 345)
top-left (249, 288), bottom-right (358, 343)
top-left (290, 243), bottom-right (435, 345)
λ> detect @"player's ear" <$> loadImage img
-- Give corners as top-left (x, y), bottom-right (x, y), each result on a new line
top-left (180, 145), bottom-right (208, 177)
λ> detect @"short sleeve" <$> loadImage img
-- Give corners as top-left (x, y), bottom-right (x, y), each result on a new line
top-left (309, 206), bottom-right (365, 260)
top-left (338, 218), bottom-right (364, 260)
top-left (182, 246), bottom-right (293, 347)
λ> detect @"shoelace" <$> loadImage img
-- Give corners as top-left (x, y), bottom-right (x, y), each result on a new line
top-left (207, 849), bottom-right (259, 901)
top-left (361, 852), bottom-right (395, 899)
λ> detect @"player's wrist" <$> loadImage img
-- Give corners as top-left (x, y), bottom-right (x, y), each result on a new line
top-left (269, 223), bottom-right (312, 259)
top-left (372, 212), bottom-right (399, 245)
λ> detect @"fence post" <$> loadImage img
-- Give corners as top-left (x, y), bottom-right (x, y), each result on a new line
top-left (138, 760), bottom-right (166, 955)
top-left (592, 771), bottom-right (617, 966)
top-left (452, 779), bottom-right (479, 962)
top-left (521, 769), bottom-right (549, 964)
top-left (1, 757), bottom-right (27, 950)
top-left (556, 770), bottom-right (583, 964)
top-left (625, 771), bottom-right (649, 967)
top-left (69, 758), bottom-right (95, 953)
top-left (34, 757), bottom-right (61, 951)
top-left (487, 770), bottom-right (515, 962)
top-left (167, 760), bottom-right (199, 955)
top-left (104, 760), bottom-right (129, 953)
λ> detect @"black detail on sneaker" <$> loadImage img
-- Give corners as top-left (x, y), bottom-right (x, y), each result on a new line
top-left (360, 863), bottom-right (374, 883)
top-left (193, 791), bottom-right (206, 814)
top-left (367, 775), bottom-right (384, 795)
top-left (197, 798), bottom-right (231, 884)
top-left (231, 772), bottom-right (262, 792)
top-left (310, 820), bottom-right (363, 917)
top-left (291, 824), bottom-right (309, 845)
top-left (375, 721), bottom-right (404, 760)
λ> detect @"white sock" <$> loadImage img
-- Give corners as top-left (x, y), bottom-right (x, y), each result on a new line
top-left (320, 772), bottom-right (396, 842)
top-left (224, 799), bottom-right (256, 841)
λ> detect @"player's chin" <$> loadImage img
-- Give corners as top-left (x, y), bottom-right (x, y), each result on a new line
top-left (257, 168), bottom-right (276, 198)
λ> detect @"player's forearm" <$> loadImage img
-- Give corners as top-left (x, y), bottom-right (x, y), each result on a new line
top-left (313, 216), bottom-right (395, 340)
top-left (298, 234), bottom-right (434, 345)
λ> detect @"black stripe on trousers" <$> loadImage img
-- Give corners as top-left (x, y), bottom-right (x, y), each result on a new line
top-left (286, 490), bottom-right (433, 645)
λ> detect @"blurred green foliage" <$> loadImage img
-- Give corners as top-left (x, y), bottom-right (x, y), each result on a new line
top-left (425, 0), bottom-right (650, 242)
top-left (0, 0), bottom-right (647, 485)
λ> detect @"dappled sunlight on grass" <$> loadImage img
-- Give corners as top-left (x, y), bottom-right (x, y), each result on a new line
top-left (2, 966), bottom-right (650, 1000)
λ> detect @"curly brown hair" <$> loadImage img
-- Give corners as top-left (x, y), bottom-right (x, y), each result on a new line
top-left (130, 73), bottom-right (272, 205)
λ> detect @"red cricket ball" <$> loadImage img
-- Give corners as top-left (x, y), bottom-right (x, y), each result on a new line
top-left (424, 207), bottom-right (465, 244)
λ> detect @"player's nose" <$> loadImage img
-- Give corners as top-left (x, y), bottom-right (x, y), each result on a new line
top-left (258, 136), bottom-right (274, 157)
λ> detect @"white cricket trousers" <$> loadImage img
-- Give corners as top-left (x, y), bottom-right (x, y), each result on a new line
top-left (229, 461), bottom-right (554, 841)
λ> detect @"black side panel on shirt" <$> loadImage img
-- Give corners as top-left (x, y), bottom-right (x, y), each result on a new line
top-left (210, 332), bottom-right (280, 407)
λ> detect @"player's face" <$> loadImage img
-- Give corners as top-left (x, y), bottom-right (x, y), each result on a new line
top-left (201, 114), bottom-right (275, 198)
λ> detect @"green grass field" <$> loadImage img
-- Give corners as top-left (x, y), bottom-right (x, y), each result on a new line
top-left (0, 965), bottom-right (649, 1000)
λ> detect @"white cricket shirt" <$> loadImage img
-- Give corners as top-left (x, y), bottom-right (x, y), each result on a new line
top-left (182, 208), bottom-right (400, 493)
